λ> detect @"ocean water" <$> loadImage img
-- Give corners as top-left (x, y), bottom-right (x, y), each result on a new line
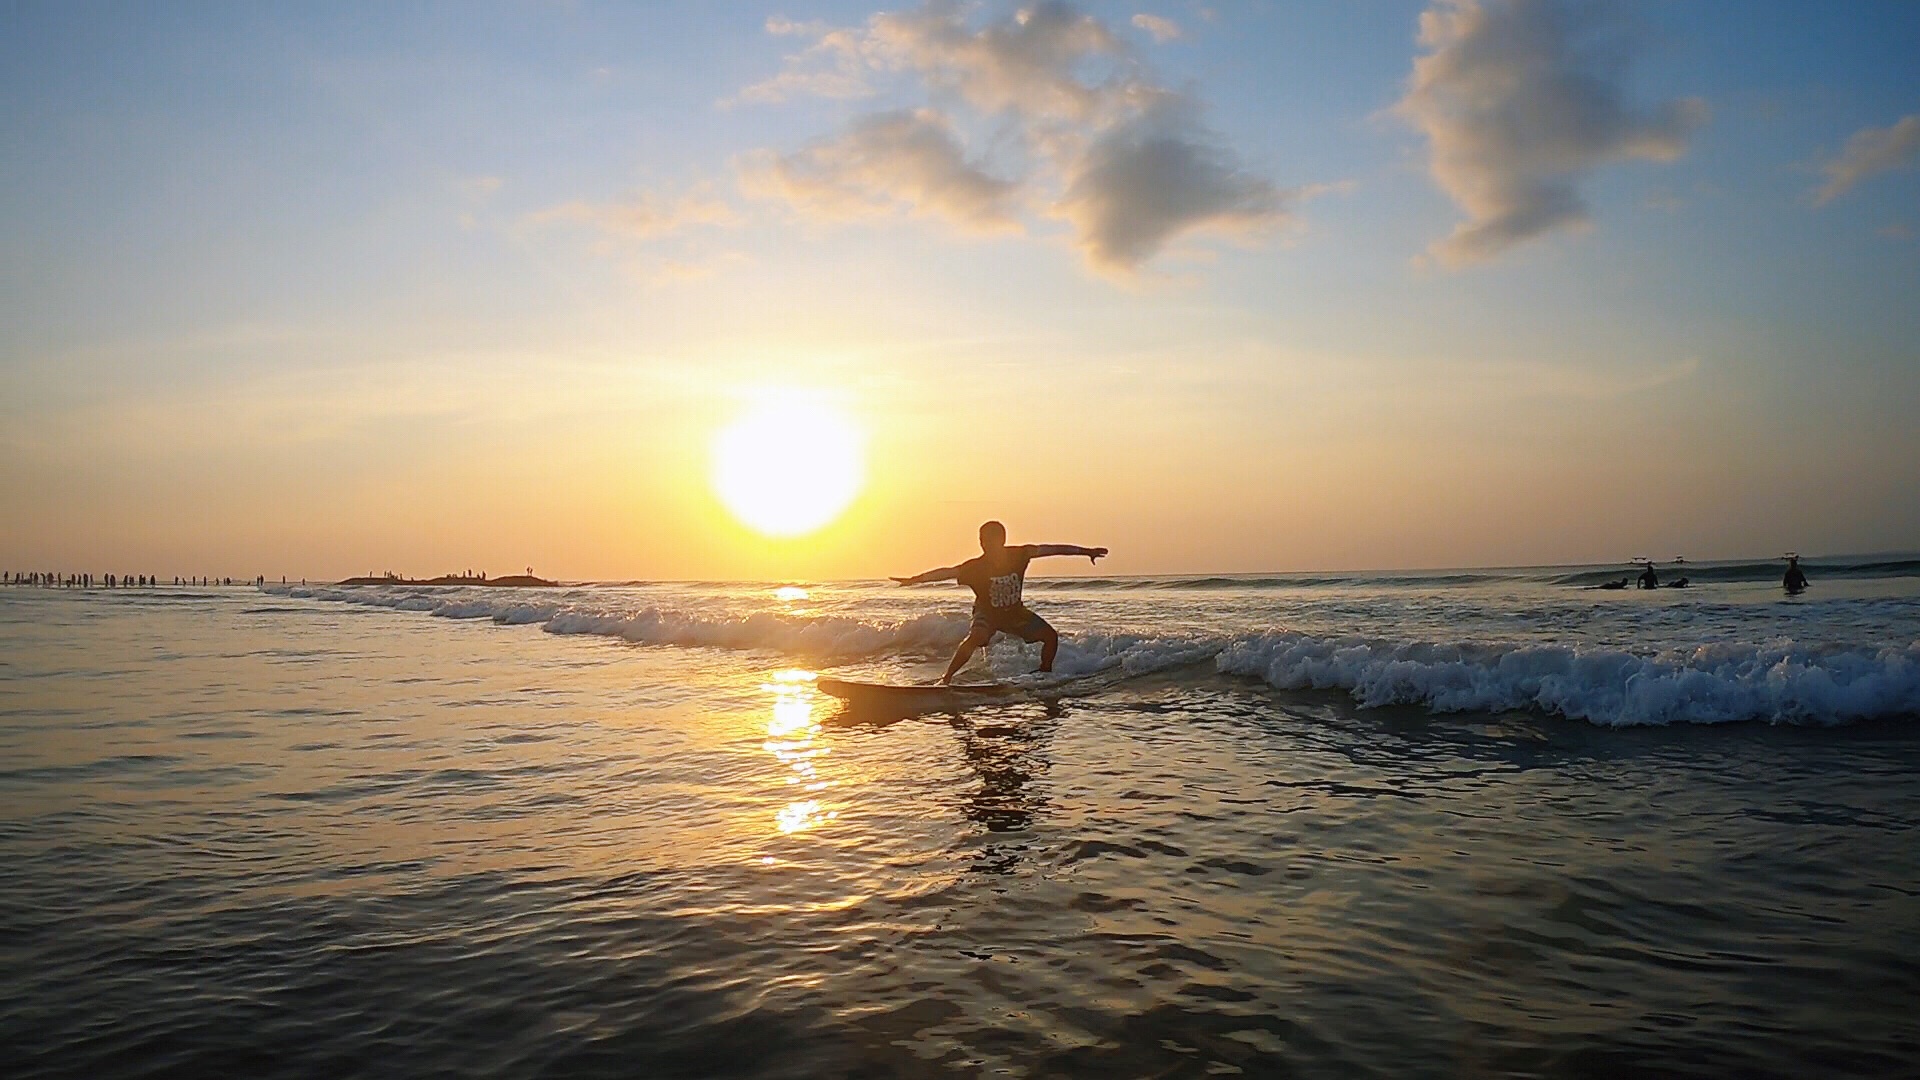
top-left (4, 559), bottom-right (1919, 1078)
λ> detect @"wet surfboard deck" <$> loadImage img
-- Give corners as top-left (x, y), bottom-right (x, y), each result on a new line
top-left (815, 671), bottom-right (1118, 713)
top-left (815, 677), bottom-right (1016, 707)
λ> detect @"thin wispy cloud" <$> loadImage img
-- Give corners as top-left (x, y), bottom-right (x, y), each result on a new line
top-left (456, 176), bottom-right (505, 231)
top-left (528, 185), bottom-right (745, 285)
top-left (643, 252), bottom-right (755, 285)
top-left (1812, 115), bottom-right (1920, 206)
top-left (1396, 0), bottom-right (1707, 266)
top-left (726, 18), bottom-right (873, 105)
top-left (732, 1), bottom-right (1294, 273)
top-left (738, 108), bottom-right (1022, 229)
top-left (532, 186), bottom-right (738, 241)
top-left (1131, 14), bottom-right (1182, 44)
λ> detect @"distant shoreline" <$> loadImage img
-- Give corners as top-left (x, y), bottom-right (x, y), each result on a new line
top-left (334, 575), bottom-right (559, 588)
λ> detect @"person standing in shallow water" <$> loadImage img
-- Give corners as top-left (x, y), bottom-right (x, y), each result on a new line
top-left (1784, 556), bottom-right (1809, 593)
top-left (893, 520), bottom-right (1108, 684)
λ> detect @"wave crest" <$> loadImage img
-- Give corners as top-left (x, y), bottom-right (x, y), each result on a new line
top-left (1216, 632), bottom-right (1920, 727)
top-left (261, 585), bottom-right (1920, 726)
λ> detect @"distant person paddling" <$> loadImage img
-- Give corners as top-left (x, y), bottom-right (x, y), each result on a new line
top-left (893, 521), bottom-right (1108, 684)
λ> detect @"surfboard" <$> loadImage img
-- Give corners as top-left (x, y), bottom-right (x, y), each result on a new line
top-left (815, 669), bottom-right (1120, 713)
top-left (815, 677), bottom-right (1016, 707)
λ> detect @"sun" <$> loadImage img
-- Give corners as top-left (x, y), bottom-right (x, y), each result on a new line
top-left (710, 394), bottom-right (865, 537)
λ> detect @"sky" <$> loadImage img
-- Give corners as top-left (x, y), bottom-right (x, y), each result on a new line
top-left (2, 0), bottom-right (1917, 581)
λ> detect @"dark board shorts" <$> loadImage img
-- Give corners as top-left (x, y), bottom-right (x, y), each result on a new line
top-left (968, 606), bottom-right (1053, 643)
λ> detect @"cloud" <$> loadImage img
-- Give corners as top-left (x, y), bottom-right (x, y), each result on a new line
top-left (765, 15), bottom-right (826, 36)
top-left (456, 175), bottom-right (504, 230)
top-left (642, 252), bottom-right (754, 285)
top-left (1813, 115), bottom-right (1920, 206)
top-left (1058, 92), bottom-right (1285, 269)
top-left (739, 108), bottom-right (1021, 229)
top-left (863, 0), bottom-right (1131, 124)
top-left (532, 186), bottom-right (738, 240)
top-left (529, 186), bottom-right (746, 285)
top-left (1131, 14), bottom-right (1181, 43)
top-left (727, 21), bottom-right (873, 105)
top-left (1396, 0), bottom-right (1707, 266)
top-left (732, 2), bottom-right (1292, 272)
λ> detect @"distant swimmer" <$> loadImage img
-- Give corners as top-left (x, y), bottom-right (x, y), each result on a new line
top-left (1784, 556), bottom-right (1809, 594)
top-left (893, 520), bottom-right (1108, 684)
top-left (1638, 562), bottom-right (1660, 590)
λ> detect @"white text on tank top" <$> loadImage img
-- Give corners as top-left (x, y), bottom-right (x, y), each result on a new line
top-left (988, 569), bottom-right (1024, 609)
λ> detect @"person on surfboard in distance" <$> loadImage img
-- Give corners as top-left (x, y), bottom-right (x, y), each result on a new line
top-left (892, 521), bottom-right (1108, 684)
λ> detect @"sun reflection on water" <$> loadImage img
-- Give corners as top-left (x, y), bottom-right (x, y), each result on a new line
top-left (762, 669), bottom-right (838, 835)
top-left (773, 585), bottom-right (809, 602)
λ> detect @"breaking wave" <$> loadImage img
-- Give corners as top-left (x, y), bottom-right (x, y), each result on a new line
top-left (1214, 633), bottom-right (1920, 728)
top-left (268, 585), bottom-right (969, 657)
top-left (262, 585), bottom-right (1919, 728)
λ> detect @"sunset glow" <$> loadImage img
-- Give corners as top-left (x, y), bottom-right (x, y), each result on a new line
top-left (0, 2), bottom-right (1914, 580)
top-left (711, 396), bottom-right (865, 538)
top-left (5, 7), bottom-right (1919, 1073)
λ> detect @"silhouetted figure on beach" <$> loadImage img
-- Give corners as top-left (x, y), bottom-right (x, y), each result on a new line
top-left (1638, 563), bottom-right (1659, 590)
top-left (893, 520), bottom-right (1108, 684)
top-left (1784, 556), bottom-right (1808, 594)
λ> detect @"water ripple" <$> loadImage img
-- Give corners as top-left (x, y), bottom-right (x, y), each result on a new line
top-left (2, 590), bottom-right (1918, 1078)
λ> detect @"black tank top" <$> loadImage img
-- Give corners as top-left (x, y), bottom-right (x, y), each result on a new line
top-left (957, 551), bottom-right (1033, 614)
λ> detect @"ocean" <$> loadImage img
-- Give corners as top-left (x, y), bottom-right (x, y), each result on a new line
top-left (4, 558), bottom-right (1918, 1078)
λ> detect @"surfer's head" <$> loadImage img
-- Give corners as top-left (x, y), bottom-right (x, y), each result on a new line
top-left (979, 520), bottom-right (1006, 552)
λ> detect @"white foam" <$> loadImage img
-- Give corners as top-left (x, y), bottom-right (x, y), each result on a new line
top-left (257, 585), bottom-right (1920, 726)
top-left (429, 600), bottom-right (498, 620)
top-left (539, 605), bottom-right (969, 657)
top-left (492, 603), bottom-right (559, 626)
top-left (1008, 632), bottom-right (1223, 678)
top-left (1215, 631), bottom-right (1920, 726)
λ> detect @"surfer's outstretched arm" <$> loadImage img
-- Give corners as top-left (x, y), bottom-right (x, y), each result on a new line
top-left (891, 565), bottom-right (960, 586)
top-left (1025, 544), bottom-right (1108, 563)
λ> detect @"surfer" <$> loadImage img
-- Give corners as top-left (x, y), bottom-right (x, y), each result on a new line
top-left (1637, 562), bottom-right (1660, 590)
top-left (893, 521), bottom-right (1108, 684)
top-left (1784, 556), bottom-right (1808, 594)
